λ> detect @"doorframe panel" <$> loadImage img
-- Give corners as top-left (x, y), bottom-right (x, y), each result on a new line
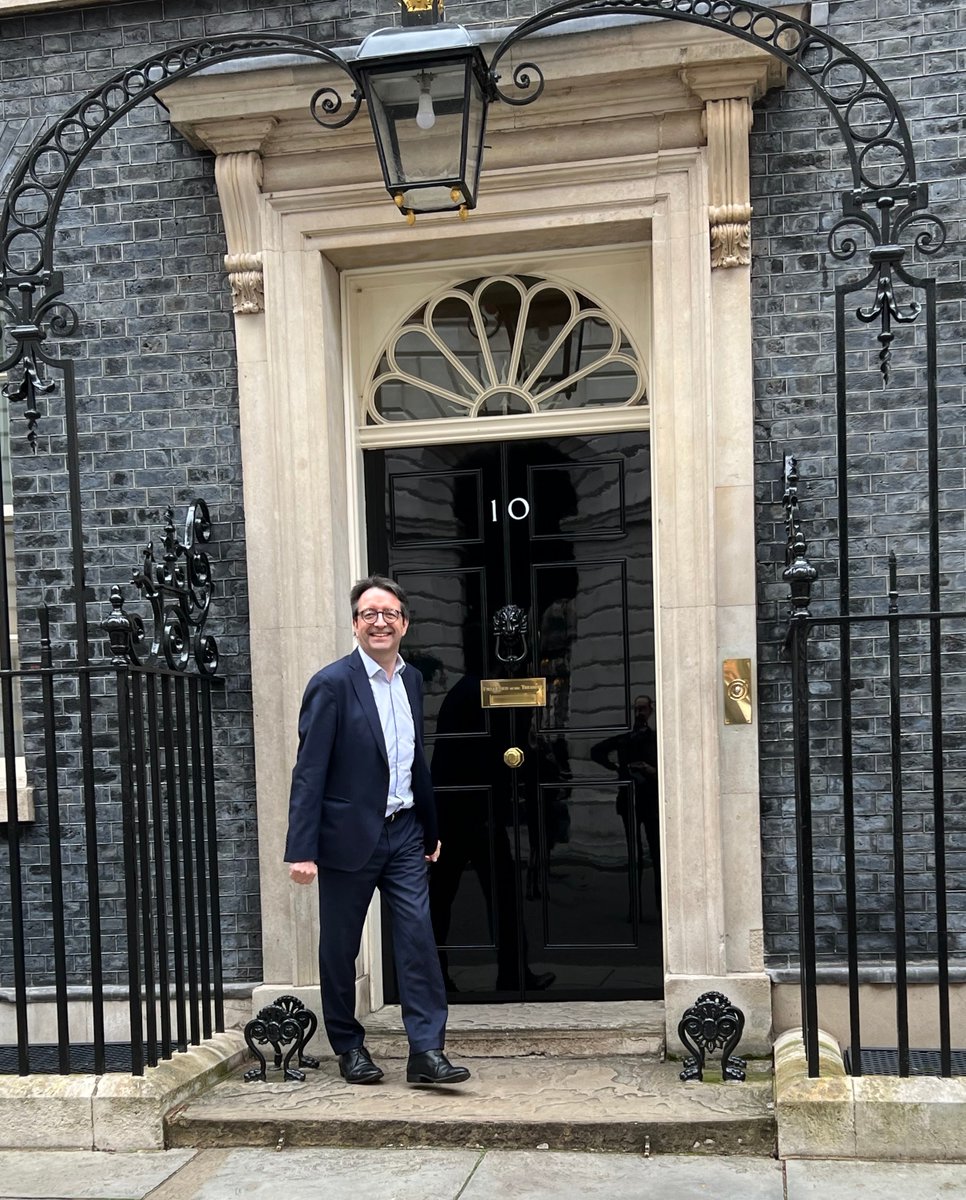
top-left (347, 249), bottom-right (657, 1012)
top-left (244, 151), bottom-right (771, 1055)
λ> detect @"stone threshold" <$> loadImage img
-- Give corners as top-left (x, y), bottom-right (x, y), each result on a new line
top-left (365, 1000), bottom-right (667, 1059)
top-left (774, 1028), bottom-right (966, 1163)
top-left (0, 1031), bottom-right (247, 1152)
top-left (166, 1054), bottom-right (775, 1155)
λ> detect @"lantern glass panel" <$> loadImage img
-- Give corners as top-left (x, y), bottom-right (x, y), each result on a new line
top-left (461, 65), bottom-right (486, 206)
top-left (365, 58), bottom-right (477, 212)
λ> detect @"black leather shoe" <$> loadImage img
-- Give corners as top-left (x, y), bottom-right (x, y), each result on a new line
top-left (338, 1046), bottom-right (384, 1084)
top-left (406, 1048), bottom-right (471, 1085)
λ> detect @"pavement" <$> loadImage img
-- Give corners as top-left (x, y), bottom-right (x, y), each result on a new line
top-left (2, 1149), bottom-right (966, 1199)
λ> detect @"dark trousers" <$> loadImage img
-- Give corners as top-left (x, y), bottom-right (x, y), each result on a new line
top-left (317, 807), bottom-right (447, 1055)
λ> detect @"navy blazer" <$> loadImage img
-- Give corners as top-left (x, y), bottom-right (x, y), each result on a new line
top-left (284, 649), bottom-right (439, 872)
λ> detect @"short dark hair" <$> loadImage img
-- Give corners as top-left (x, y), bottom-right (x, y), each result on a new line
top-left (350, 575), bottom-right (410, 620)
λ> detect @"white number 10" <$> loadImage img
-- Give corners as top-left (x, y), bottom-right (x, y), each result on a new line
top-left (491, 498), bottom-right (530, 522)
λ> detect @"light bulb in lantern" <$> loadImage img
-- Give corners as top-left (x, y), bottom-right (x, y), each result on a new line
top-left (415, 75), bottom-right (436, 131)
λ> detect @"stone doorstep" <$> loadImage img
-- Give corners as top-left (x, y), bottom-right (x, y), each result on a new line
top-left (774, 1027), bottom-right (966, 1163)
top-left (166, 1055), bottom-right (776, 1155)
top-left (0, 1031), bottom-right (248, 1153)
top-left (364, 1000), bottom-right (667, 1060)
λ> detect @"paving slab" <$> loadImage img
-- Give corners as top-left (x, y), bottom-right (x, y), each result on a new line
top-left (461, 1149), bottom-right (785, 1199)
top-left (0, 1149), bottom-right (195, 1199)
top-left (166, 1056), bottom-right (775, 1155)
top-left (785, 1158), bottom-right (966, 1198)
top-left (190, 1148), bottom-right (481, 1200)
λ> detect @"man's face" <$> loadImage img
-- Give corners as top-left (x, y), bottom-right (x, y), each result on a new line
top-left (353, 587), bottom-right (409, 661)
top-left (633, 697), bottom-right (653, 727)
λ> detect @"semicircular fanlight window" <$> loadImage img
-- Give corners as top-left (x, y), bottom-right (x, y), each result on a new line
top-left (365, 274), bottom-right (647, 424)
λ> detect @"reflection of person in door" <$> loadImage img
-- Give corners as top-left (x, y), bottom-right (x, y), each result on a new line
top-left (429, 671), bottom-right (554, 994)
top-left (590, 695), bottom-right (660, 917)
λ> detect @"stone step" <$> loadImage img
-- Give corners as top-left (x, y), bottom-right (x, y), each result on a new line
top-left (166, 1056), bottom-right (775, 1155)
top-left (364, 1001), bottom-right (666, 1059)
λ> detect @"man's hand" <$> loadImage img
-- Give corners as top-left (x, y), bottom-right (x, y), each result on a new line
top-left (289, 861), bottom-right (318, 885)
top-left (425, 841), bottom-right (441, 863)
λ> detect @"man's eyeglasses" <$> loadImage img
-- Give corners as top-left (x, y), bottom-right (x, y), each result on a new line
top-left (356, 608), bottom-right (403, 624)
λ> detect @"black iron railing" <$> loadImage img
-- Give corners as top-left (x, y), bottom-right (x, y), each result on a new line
top-left (0, 503), bottom-right (224, 1076)
top-left (783, 458), bottom-right (965, 1079)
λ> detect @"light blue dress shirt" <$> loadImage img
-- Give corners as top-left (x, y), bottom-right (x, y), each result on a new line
top-left (356, 646), bottom-right (416, 818)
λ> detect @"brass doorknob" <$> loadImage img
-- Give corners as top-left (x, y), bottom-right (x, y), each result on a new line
top-left (503, 746), bottom-right (524, 769)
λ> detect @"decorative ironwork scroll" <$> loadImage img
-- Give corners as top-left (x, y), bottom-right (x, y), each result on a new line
top-left (829, 187), bottom-right (945, 381)
top-left (243, 995), bottom-right (321, 1083)
top-left (103, 499), bottom-right (219, 674)
top-left (0, 273), bottom-right (77, 447)
top-left (678, 990), bottom-right (746, 1082)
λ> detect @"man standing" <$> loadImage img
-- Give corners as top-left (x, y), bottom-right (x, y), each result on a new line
top-left (285, 575), bottom-right (470, 1087)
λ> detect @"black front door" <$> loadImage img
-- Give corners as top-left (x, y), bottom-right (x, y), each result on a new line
top-left (365, 433), bottom-right (661, 1002)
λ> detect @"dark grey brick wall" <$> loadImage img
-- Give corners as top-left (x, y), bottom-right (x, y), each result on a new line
top-left (0, 0), bottom-right (962, 987)
top-left (751, 0), bottom-right (965, 966)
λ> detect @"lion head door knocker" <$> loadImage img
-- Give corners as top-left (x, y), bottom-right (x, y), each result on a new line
top-left (492, 604), bottom-right (529, 669)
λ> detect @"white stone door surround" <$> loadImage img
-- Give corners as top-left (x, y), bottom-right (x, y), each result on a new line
top-left (164, 14), bottom-right (801, 1052)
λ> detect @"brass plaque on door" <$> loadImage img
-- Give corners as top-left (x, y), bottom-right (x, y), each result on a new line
top-left (723, 658), bottom-right (753, 725)
top-left (480, 678), bottom-right (547, 708)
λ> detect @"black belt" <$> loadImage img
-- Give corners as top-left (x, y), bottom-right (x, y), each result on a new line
top-left (385, 807), bottom-right (412, 823)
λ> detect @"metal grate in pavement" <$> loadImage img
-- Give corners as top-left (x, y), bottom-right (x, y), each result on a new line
top-left (845, 1046), bottom-right (966, 1077)
top-left (0, 1043), bottom-right (169, 1074)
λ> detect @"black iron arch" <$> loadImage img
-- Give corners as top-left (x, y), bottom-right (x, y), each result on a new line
top-left (0, 34), bottom-right (361, 278)
top-left (493, 0), bottom-right (916, 192)
top-left (486, 0), bottom-right (946, 380)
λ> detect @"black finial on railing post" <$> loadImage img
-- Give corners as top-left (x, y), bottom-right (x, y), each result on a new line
top-left (887, 550), bottom-right (899, 615)
top-left (102, 585), bottom-right (145, 667)
top-left (783, 455), bottom-right (818, 621)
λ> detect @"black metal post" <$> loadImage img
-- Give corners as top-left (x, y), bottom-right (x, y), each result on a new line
top-left (174, 677), bottom-right (200, 1046)
top-left (38, 607), bottom-right (70, 1072)
top-left (131, 674), bottom-right (158, 1068)
top-left (201, 680), bottom-right (225, 1032)
top-left (791, 615), bottom-right (819, 1076)
top-left (886, 555), bottom-right (909, 1076)
top-left (145, 674), bottom-right (173, 1060)
top-left (115, 665), bottom-right (144, 1076)
top-left (160, 675), bottom-right (188, 1053)
top-left (189, 678), bottom-right (213, 1041)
